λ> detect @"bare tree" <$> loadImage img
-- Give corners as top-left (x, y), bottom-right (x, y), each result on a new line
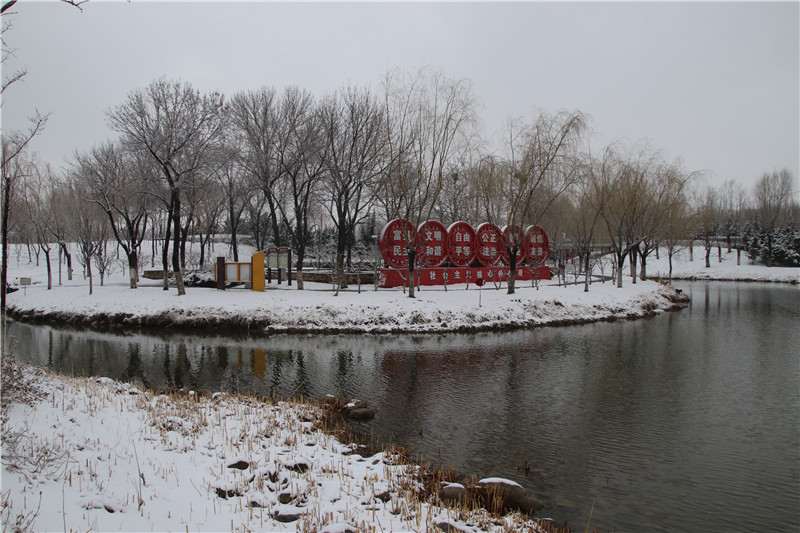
top-left (695, 186), bottom-right (720, 269)
top-left (192, 179), bottom-right (225, 269)
top-left (566, 154), bottom-right (605, 291)
top-left (48, 182), bottom-right (74, 283)
top-left (719, 179), bottom-right (748, 253)
top-left (229, 87), bottom-right (284, 249)
top-left (1, 0), bottom-right (85, 321)
top-left (662, 191), bottom-right (694, 282)
top-left (484, 109), bottom-right (586, 294)
top-left (635, 158), bottom-right (698, 280)
top-left (378, 66), bottom-right (480, 298)
top-left (20, 157), bottom-right (56, 290)
top-left (595, 142), bottom-right (659, 288)
top-left (63, 178), bottom-right (107, 295)
top-left (73, 142), bottom-right (150, 288)
top-left (273, 86), bottom-right (326, 290)
top-left (210, 143), bottom-right (248, 262)
top-left (319, 85), bottom-right (386, 288)
top-left (107, 77), bottom-right (226, 295)
top-left (1, 116), bottom-right (46, 317)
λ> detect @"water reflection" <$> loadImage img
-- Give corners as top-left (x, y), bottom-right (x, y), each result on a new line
top-left (6, 282), bottom-right (799, 533)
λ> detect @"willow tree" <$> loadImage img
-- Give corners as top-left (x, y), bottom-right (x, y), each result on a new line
top-left (594, 142), bottom-right (659, 288)
top-left (378, 67), bottom-right (480, 298)
top-left (634, 158), bottom-right (698, 280)
top-left (107, 78), bottom-right (226, 295)
top-left (485, 110), bottom-right (586, 294)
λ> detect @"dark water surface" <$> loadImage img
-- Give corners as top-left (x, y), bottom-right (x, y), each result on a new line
top-left (7, 282), bottom-right (799, 532)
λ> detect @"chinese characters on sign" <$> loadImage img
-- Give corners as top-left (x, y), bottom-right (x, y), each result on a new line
top-left (475, 223), bottom-right (508, 267)
top-left (415, 220), bottom-right (449, 268)
top-left (379, 219), bottom-right (416, 268)
top-left (521, 225), bottom-right (550, 267)
top-left (446, 221), bottom-right (476, 267)
top-left (378, 219), bottom-right (551, 287)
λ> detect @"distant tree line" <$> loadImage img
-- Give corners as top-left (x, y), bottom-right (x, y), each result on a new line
top-left (3, 72), bottom-right (799, 301)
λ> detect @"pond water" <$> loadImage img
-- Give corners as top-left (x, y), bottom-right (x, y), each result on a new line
top-left (6, 281), bottom-right (799, 532)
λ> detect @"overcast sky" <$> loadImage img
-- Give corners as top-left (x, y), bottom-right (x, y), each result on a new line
top-left (2, 1), bottom-right (798, 192)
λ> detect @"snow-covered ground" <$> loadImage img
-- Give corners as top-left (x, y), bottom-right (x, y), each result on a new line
top-left (646, 244), bottom-right (799, 283)
top-left (1, 366), bottom-right (547, 532)
top-left (1, 242), bottom-right (708, 334)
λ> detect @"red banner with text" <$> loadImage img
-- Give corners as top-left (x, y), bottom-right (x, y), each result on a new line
top-left (379, 266), bottom-right (552, 288)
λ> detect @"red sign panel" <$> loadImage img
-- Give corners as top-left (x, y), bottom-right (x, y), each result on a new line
top-left (379, 266), bottom-right (552, 288)
top-left (415, 220), bottom-right (449, 268)
top-left (446, 221), bottom-right (476, 267)
top-left (475, 223), bottom-right (507, 267)
top-left (502, 224), bottom-right (525, 264)
top-left (522, 225), bottom-right (549, 267)
top-left (379, 219), bottom-right (416, 269)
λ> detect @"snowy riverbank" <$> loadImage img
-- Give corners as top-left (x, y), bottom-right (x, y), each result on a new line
top-left (647, 245), bottom-right (799, 283)
top-left (1, 365), bottom-right (551, 532)
top-left (1, 245), bottom-right (709, 334)
top-left (5, 244), bottom-right (796, 334)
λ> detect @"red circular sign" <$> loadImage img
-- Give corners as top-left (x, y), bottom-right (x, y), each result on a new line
top-left (415, 220), bottom-right (448, 267)
top-left (380, 219), bottom-right (416, 268)
top-left (446, 221), bottom-right (476, 267)
top-left (502, 224), bottom-right (525, 264)
top-left (522, 225), bottom-right (549, 266)
top-left (475, 223), bottom-right (508, 267)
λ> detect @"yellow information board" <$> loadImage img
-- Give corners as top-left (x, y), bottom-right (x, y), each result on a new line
top-left (251, 250), bottom-right (265, 292)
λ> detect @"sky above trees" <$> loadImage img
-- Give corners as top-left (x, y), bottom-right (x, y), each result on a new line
top-left (2, 1), bottom-right (798, 192)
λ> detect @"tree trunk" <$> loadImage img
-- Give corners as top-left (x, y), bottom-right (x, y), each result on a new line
top-left (172, 192), bottom-right (186, 295)
top-left (230, 213), bottom-right (239, 262)
top-left (1, 175), bottom-right (11, 318)
top-left (640, 255), bottom-right (647, 281)
top-left (294, 246), bottom-right (304, 290)
top-left (86, 254), bottom-right (94, 295)
top-left (630, 247), bottom-right (638, 284)
top-left (336, 225), bottom-right (348, 289)
top-left (162, 212), bottom-right (172, 291)
top-left (45, 249), bottom-right (52, 290)
top-left (506, 246), bottom-right (517, 295)
top-left (128, 251), bottom-right (139, 289)
top-left (705, 245), bottom-right (711, 268)
top-left (407, 249), bottom-right (416, 298)
top-left (151, 225), bottom-right (156, 268)
top-left (269, 203), bottom-right (281, 247)
top-left (59, 242), bottom-right (73, 281)
top-left (668, 253), bottom-right (674, 283)
top-left (616, 252), bottom-right (625, 288)
top-left (583, 253), bottom-right (590, 292)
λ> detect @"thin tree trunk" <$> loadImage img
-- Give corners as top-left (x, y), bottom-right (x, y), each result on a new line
top-left (584, 253), bottom-right (590, 292)
top-left (172, 192), bottom-right (186, 296)
top-left (506, 246), bottom-right (517, 295)
top-left (45, 249), bottom-right (52, 290)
